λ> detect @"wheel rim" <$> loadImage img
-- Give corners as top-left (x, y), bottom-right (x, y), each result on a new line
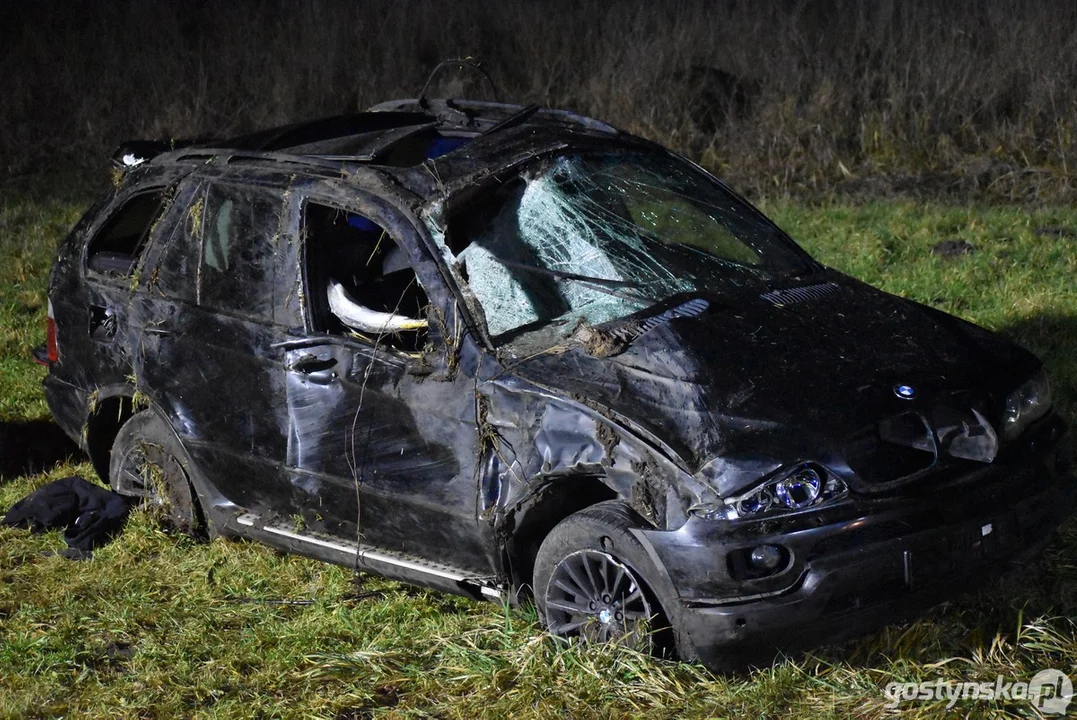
top-left (114, 439), bottom-right (197, 532)
top-left (544, 549), bottom-right (654, 649)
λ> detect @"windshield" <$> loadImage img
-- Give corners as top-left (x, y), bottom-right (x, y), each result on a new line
top-left (448, 151), bottom-right (813, 344)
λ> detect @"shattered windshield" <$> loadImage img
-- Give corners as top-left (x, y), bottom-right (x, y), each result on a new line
top-left (451, 151), bottom-right (812, 343)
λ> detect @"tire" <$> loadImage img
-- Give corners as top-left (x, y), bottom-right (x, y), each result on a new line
top-left (109, 409), bottom-right (204, 536)
top-left (533, 500), bottom-right (675, 656)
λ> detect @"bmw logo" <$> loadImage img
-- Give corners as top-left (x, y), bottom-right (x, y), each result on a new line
top-left (893, 384), bottom-right (917, 400)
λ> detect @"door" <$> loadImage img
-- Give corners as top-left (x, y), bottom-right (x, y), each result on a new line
top-left (81, 186), bottom-right (176, 390)
top-left (132, 177), bottom-right (299, 516)
top-left (282, 198), bottom-right (490, 572)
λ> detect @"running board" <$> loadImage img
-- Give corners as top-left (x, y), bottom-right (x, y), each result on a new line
top-left (230, 512), bottom-right (504, 602)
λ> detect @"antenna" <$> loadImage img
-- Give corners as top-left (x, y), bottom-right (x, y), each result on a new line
top-left (417, 58), bottom-right (500, 108)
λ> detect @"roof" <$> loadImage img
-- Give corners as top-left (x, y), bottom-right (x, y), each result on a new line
top-left (111, 99), bottom-right (621, 181)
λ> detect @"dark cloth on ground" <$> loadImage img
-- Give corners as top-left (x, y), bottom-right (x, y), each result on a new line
top-left (1, 475), bottom-right (135, 552)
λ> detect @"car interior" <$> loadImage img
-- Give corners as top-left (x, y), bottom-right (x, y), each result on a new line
top-left (303, 203), bottom-right (430, 352)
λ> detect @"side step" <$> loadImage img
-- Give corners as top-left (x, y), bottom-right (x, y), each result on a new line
top-left (229, 512), bottom-right (504, 603)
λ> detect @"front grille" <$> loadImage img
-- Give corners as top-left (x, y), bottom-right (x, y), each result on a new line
top-left (844, 398), bottom-right (999, 487)
top-left (843, 425), bottom-right (937, 485)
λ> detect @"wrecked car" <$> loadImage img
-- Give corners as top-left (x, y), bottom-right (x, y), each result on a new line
top-left (37, 97), bottom-right (1074, 670)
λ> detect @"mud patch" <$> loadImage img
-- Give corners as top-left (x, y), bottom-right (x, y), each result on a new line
top-left (571, 323), bottom-right (632, 359)
top-left (931, 239), bottom-right (975, 257)
top-left (629, 458), bottom-right (666, 525)
top-left (595, 422), bottom-right (620, 467)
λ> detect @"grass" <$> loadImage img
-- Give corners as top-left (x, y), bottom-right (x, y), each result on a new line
top-left (2, 188), bottom-right (1077, 718)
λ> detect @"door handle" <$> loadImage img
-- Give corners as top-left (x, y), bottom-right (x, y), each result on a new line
top-left (289, 354), bottom-right (339, 383)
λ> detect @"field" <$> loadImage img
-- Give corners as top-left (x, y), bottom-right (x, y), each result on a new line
top-left (1, 188), bottom-right (1076, 719)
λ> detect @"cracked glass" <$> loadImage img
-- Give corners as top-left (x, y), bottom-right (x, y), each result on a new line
top-left (451, 152), bottom-right (811, 343)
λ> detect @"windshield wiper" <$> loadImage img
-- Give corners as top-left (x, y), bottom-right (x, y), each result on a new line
top-left (496, 259), bottom-right (653, 302)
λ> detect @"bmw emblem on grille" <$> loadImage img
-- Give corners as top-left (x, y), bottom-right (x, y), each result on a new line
top-left (893, 384), bottom-right (916, 400)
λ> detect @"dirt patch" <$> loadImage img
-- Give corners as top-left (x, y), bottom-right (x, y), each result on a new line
top-left (595, 422), bottom-right (620, 466)
top-left (931, 239), bottom-right (976, 257)
top-left (571, 323), bottom-right (632, 359)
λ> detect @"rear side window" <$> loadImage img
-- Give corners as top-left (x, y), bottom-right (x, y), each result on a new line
top-left (86, 190), bottom-right (166, 277)
top-left (197, 183), bottom-right (286, 324)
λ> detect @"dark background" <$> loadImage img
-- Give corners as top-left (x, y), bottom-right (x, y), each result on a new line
top-left (3, 0), bottom-right (1077, 202)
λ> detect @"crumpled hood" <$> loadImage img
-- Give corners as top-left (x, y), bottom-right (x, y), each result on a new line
top-left (507, 274), bottom-right (1038, 485)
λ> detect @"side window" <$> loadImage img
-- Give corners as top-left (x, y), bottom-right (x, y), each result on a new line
top-left (86, 190), bottom-right (166, 277)
top-left (303, 203), bottom-right (430, 352)
top-left (197, 183), bottom-right (286, 324)
top-left (149, 185), bottom-right (202, 304)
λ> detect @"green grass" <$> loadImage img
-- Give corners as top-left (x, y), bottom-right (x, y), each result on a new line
top-left (2, 191), bottom-right (1077, 718)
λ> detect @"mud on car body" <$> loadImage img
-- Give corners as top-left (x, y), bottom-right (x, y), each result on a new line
top-left (38, 97), bottom-right (1074, 671)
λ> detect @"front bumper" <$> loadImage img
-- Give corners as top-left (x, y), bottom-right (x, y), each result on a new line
top-left (639, 416), bottom-right (1074, 671)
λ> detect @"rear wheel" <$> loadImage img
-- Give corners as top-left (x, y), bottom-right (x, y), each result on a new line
top-left (533, 501), bottom-right (674, 655)
top-left (109, 409), bottom-right (203, 536)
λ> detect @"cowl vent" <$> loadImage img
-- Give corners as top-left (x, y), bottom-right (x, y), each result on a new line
top-left (760, 282), bottom-right (839, 307)
top-left (639, 298), bottom-right (710, 333)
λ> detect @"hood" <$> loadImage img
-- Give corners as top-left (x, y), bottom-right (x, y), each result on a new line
top-left (506, 273), bottom-right (1038, 490)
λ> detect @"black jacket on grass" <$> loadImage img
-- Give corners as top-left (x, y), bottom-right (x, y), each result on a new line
top-left (2, 476), bottom-right (134, 551)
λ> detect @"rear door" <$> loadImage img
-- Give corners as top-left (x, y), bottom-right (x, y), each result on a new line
top-left (75, 185), bottom-right (177, 392)
top-left (132, 176), bottom-right (301, 516)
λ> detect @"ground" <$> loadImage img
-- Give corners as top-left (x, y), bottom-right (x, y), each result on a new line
top-left (2, 191), bottom-right (1076, 718)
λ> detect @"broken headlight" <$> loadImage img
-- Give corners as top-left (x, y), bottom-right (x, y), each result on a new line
top-left (720, 464), bottom-right (848, 520)
top-left (1002, 369), bottom-right (1051, 441)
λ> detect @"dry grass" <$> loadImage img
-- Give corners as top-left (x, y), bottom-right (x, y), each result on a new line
top-left (3, 0), bottom-right (1077, 202)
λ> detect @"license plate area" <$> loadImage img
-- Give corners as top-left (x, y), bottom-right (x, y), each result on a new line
top-left (903, 512), bottom-right (1018, 590)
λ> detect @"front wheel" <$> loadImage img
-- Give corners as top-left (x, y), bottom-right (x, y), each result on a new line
top-left (533, 501), bottom-right (674, 655)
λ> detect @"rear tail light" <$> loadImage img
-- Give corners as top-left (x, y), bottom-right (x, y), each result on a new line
top-left (46, 300), bottom-right (59, 363)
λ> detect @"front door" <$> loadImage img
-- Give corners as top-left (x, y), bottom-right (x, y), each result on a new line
top-left (282, 196), bottom-right (490, 573)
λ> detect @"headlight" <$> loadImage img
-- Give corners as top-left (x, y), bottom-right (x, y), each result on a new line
top-left (1002, 369), bottom-right (1051, 441)
top-left (718, 464), bottom-right (848, 520)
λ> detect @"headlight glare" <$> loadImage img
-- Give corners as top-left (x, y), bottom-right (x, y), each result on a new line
top-left (1003, 369), bottom-right (1051, 441)
top-left (774, 468), bottom-right (822, 509)
top-left (723, 464), bottom-right (847, 520)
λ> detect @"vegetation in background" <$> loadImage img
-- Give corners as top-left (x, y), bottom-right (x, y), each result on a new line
top-left (3, 0), bottom-right (1077, 203)
top-left (2, 189), bottom-right (1076, 718)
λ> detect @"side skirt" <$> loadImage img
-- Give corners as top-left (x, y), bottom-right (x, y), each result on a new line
top-left (227, 512), bottom-right (505, 603)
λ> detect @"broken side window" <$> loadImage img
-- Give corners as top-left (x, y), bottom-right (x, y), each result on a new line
top-left (198, 183), bottom-right (284, 324)
top-left (86, 190), bottom-right (167, 278)
top-left (303, 203), bottom-right (429, 352)
top-left (447, 151), bottom-right (812, 343)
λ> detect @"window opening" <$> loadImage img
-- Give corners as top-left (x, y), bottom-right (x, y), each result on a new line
top-left (87, 190), bottom-right (166, 277)
top-left (304, 204), bottom-right (430, 352)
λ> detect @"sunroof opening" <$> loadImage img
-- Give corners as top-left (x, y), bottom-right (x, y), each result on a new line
top-left (226, 112), bottom-right (433, 152)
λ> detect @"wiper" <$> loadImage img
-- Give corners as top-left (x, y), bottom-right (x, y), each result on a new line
top-left (496, 259), bottom-right (653, 302)
top-left (475, 103), bottom-right (541, 141)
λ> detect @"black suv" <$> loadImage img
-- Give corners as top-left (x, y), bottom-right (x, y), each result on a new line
top-left (40, 98), bottom-right (1074, 670)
